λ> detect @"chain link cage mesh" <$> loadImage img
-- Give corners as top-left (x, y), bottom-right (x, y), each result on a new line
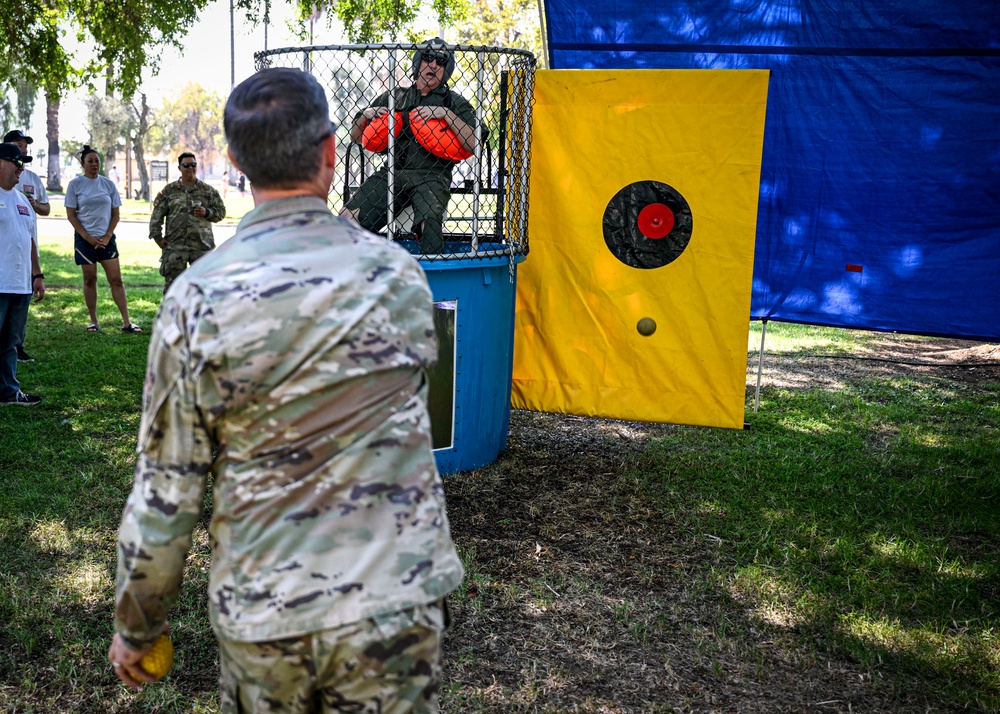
top-left (255, 43), bottom-right (536, 262)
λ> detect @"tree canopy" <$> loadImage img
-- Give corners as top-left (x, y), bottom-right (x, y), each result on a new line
top-left (2, 0), bottom-right (212, 100)
top-left (233, 0), bottom-right (471, 45)
top-left (84, 94), bottom-right (134, 171)
top-left (150, 82), bottom-right (227, 171)
top-left (6, 0), bottom-right (483, 107)
top-left (4, 0), bottom-right (533, 138)
top-left (453, 0), bottom-right (542, 60)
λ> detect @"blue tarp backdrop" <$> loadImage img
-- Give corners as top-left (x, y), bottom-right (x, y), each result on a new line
top-left (544, 0), bottom-right (1000, 341)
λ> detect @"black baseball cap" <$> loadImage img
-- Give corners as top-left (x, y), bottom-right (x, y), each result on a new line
top-left (0, 143), bottom-right (33, 164)
top-left (3, 130), bottom-right (33, 144)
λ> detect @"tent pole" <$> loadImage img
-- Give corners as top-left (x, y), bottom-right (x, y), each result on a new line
top-left (537, 0), bottom-right (550, 68)
top-left (754, 319), bottom-right (767, 413)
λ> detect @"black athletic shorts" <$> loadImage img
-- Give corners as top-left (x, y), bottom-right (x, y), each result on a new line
top-left (74, 232), bottom-right (120, 265)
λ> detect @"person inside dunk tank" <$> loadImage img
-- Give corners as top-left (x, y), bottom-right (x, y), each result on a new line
top-left (341, 38), bottom-right (477, 254)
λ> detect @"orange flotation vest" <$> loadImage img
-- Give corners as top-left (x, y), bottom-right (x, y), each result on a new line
top-left (409, 111), bottom-right (474, 161)
top-left (361, 112), bottom-right (403, 153)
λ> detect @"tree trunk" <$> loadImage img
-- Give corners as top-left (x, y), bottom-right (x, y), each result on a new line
top-left (45, 90), bottom-right (62, 193)
top-left (131, 93), bottom-right (151, 201)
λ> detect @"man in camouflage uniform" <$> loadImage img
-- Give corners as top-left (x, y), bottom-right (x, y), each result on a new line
top-left (108, 67), bottom-right (465, 713)
top-left (148, 152), bottom-right (226, 292)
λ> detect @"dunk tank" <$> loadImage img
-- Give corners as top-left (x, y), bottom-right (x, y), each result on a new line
top-left (255, 43), bottom-right (537, 474)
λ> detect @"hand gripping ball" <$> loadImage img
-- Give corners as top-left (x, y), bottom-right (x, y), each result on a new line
top-left (139, 633), bottom-right (174, 679)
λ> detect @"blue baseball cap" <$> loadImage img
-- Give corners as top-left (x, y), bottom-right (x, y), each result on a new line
top-left (0, 143), bottom-right (32, 164)
top-left (3, 130), bottom-right (33, 144)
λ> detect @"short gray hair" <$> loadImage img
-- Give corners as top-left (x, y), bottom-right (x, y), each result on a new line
top-left (224, 68), bottom-right (330, 188)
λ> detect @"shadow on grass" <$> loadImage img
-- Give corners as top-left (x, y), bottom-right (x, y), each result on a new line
top-left (2, 283), bottom-right (220, 712)
top-left (0, 515), bottom-right (219, 713)
top-left (4, 290), bottom-right (997, 712)
top-left (1, 288), bottom-right (160, 519)
top-left (442, 377), bottom-right (999, 713)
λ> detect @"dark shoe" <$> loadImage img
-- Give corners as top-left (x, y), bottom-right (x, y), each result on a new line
top-left (121, 324), bottom-right (143, 333)
top-left (16, 346), bottom-right (34, 362)
top-left (1, 391), bottom-right (42, 406)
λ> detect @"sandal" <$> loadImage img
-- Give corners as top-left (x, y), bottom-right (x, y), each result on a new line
top-left (121, 324), bottom-right (143, 333)
top-left (86, 323), bottom-right (100, 333)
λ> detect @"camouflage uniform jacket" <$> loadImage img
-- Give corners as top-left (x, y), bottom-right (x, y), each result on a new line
top-left (149, 179), bottom-right (226, 250)
top-left (115, 195), bottom-right (464, 646)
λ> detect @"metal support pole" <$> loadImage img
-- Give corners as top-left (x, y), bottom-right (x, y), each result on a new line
top-left (229, 0), bottom-right (235, 88)
top-left (517, 70), bottom-right (534, 245)
top-left (471, 52), bottom-right (486, 252)
top-left (754, 319), bottom-right (768, 413)
top-left (386, 51), bottom-right (398, 236)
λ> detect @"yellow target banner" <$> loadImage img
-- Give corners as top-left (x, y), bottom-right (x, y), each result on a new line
top-left (512, 69), bottom-right (770, 428)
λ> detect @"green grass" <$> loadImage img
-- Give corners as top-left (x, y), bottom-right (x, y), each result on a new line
top-left (0, 238), bottom-right (997, 711)
top-left (37, 233), bottom-right (165, 289)
top-left (748, 319), bottom-right (880, 354)
top-left (623, 335), bottom-right (1000, 709)
top-left (45, 193), bottom-right (256, 224)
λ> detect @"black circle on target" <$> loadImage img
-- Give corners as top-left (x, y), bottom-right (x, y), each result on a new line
top-left (602, 180), bottom-right (693, 269)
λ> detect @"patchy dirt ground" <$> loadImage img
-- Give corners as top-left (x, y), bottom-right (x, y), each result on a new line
top-left (749, 335), bottom-right (1000, 392)
top-left (440, 334), bottom-right (1000, 714)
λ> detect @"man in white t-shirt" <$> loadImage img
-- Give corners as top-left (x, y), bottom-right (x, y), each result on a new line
top-left (3, 130), bottom-right (50, 363)
top-left (0, 142), bottom-right (45, 406)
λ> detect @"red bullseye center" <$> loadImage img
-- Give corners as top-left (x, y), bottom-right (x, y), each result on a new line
top-left (637, 203), bottom-right (675, 239)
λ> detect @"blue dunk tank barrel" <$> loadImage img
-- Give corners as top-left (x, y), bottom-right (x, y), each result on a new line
top-left (254, 42), bottom-right (537, 473)
top-left (422, 250), bottom-right (527, 475)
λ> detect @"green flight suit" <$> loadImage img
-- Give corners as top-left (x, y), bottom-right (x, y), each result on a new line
top-left (346, 85), bottom-right (475, 254)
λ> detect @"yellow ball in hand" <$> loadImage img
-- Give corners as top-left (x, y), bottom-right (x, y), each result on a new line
top-left (139, 633), bottom-right (174, 680)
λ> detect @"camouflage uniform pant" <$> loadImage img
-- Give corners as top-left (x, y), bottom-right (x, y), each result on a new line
top-left (160, 247), bottom-right (212, 292)
top-left (218, 599), bottom-right (447, 714)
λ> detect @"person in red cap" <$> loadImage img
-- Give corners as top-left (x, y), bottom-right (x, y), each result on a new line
top-left (3, 130), bottom-right (50, 363)
top-left (341, 38), bottom-right (477, 254)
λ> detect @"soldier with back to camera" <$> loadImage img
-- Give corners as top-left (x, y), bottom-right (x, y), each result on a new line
top-left (108, 67), bottom-right (464, 714)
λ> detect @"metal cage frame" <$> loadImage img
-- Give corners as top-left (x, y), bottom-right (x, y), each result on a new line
top-left (255, 43), bottom-right (537, 261)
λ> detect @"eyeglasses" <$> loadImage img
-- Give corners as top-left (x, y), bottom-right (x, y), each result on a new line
top-left (0, 157), bottom-right (25, 168)
top-left (314, 120), bottom-right (339, 145)
top-left (180, 162), bottom-right (197, 168)
top-left (421, 50), bottom-right (450, 67)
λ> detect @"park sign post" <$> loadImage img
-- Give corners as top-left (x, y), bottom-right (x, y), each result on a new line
top-left (149, 160), bottom-right (169, 203)
top-left (150, 160), bottom-right (168, 182)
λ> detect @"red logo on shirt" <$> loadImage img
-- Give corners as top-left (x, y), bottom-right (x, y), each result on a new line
top-left (17, 204), bottom-right (30, 215)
